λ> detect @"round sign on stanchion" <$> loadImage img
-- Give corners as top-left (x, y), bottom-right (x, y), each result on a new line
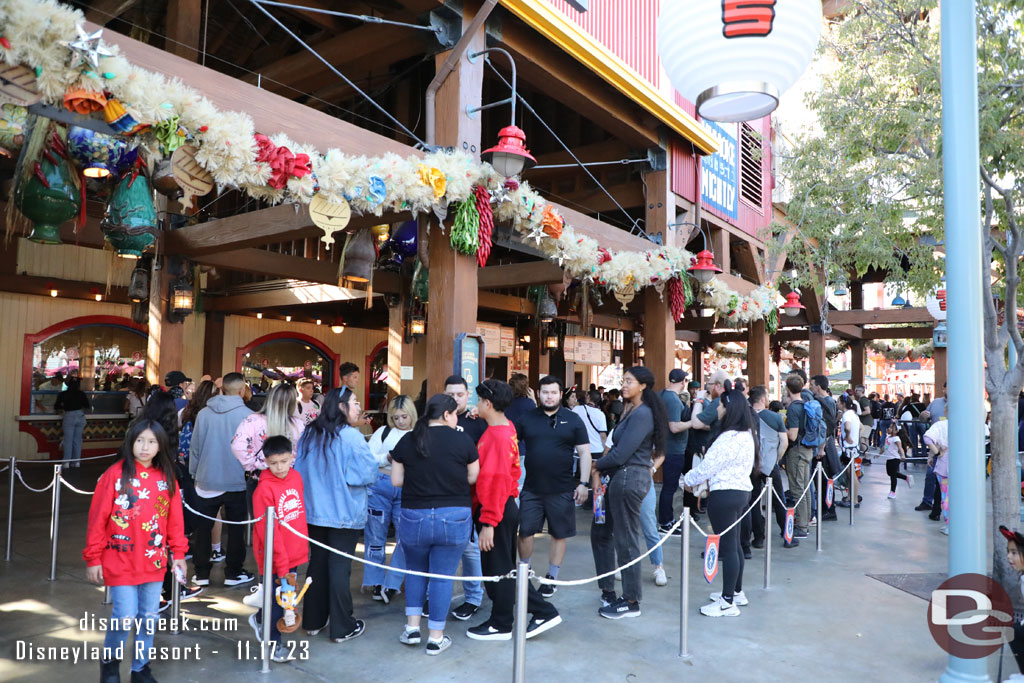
top-left (303, 360), bottom-right (312, 370)
top-left (131, 351), bottom-right (142, 362)
top-left (703, 535), bottom-right (720, 583)
top-left (784, 508), bottom-right (795, 543)
top-left (826, 479), bottom-right (834, 508)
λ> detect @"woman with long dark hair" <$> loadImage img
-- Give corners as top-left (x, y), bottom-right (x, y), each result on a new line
top-left (294, 386), bottom-right (378, 643)
top-left (390, 393), bottom-right (478, 654)
top-left (590, 366), bottom-right (668, 619)
top-left (684, 387), bottom-right (758, 617)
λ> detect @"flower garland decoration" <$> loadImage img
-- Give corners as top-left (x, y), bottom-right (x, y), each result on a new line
top-left (450, 196), bottom-right (479, 256)
top-left (474, 184), bottom-right (493, 268)
top-left (0, 0), bottom-right (778, 325)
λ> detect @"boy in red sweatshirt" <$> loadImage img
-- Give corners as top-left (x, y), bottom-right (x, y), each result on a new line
top-left (249, 435), bottom-right (309, 662)
top-left (466, 380), bottom-right (562, 641)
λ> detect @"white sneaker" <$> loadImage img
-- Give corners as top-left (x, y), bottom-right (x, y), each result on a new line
top-left (709, 590), bottom-right (748, 606)
top-left (907, 474), bottom-right (915, 488)
top-left (939, 525), bottom-right (949, 535)
top-left (887, 492), bottom-right (896, 500)
top-left (700, 598), bottom-right (741, 617)
top-left (242, 585), bottom-right (263, 608)
top-left (653, 566), bottom-right (668, 587)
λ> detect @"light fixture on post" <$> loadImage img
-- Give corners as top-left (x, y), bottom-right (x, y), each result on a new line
top-left (409, 314), bottom-right (426, 338)
top-left (91, 287), bottom-right (102, 302)
top-left (833, 281), bottom-right (848, 297)
top-left (256, 312), bottom-right (263, 319)
top-left (285, 315), bottom-right (292, 322)
top-left (168, 278), bottom-right (194, 323)
top-left (331, 316), bottom-right (345, 334)
top-left (316, 318), bottom-right (322, 326)
top-left (128, 264), bottom-right (149, 303)
top-left (658, 0), bottom-right (822, 122)
top-left (468, 48), bottom-right (537, 178)
top-left (688, 249), bottom-right (723, 284)
top-left (48, 283), bottom-right (58, 297)
top-left (779, 291), bottom-right (806, 318)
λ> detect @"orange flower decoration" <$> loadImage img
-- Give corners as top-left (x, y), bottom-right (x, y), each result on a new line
top-left (63, 87), bottom-right (106, 115)
top-left (541, 204), bottom-right (563, 239)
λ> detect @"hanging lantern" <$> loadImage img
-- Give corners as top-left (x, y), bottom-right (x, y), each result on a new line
top-left (168, 277), bottom-right (194, 322)
top-left (17, 142), bottom-right (81, 245)
top-left (409, 314), bottom-right (426, 338)
top-left (371, 224), bottom-right (390, 244)
top-left (546, 335), bottom-right (559, 350)
top-left (481, 125), bottom-right (536, 178)
top-left (101, 167), bottom-right (158, 259)
top-left (833, 282), bottom-right (848, 297)
top-left (687, 249), bottom-right (723, 284)
top-left (341, 229), bottom-right (376, 283)
top-left (128, 264), bottom-right (149, 303)
top-left (537, 292), bottom-right (558, 323)
top-left (66, 126), bottom-right (129, 178)
top-left (891, 293), bottom-right (907, 308)
top-left (331, 317), bottom-right (345, 334)
top-left (779, 291), bottom-right (806, 318)
top-left (658, 0), bottom-right (822, 122)
top-left (151, 158), bottom-right (180, 198)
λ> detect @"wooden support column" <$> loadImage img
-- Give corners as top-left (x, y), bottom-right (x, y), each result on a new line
top-left (809, 330), bottom-right (826, 378)
top-left (203, 312), bottom-right (225, 379)
top-left (166, 0), bottom-right (202, 62)
top-left (850, 342), bottom-right (865, 387)
top-left (691, 342), bottom-right (704, 384)
top-left (933, 347), bottom-right (947, 393)
top-left (621, 331), bottom-right (634, 370)
top-left (528, 326), bottom-right (550, 388)
top-left (711, 228), bottom-right (731, 275)
top-left (425, 10), bottom-right (484, 396)
top-left (747, 321), bottom-right (770, 388)
top-left (643, 288), bottom-right (674, 390)
top-left (147, 259), bottom-right (185, 387)
top-left (387, 301), bottom-right (416, 398)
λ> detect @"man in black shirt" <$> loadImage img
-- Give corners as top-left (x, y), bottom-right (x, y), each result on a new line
top-left (515, 376), bottom-right (591, 597)
top-left (444, 375), bottom-right (486, 619)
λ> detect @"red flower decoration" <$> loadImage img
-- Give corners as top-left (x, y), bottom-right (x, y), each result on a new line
top-left (254, 133), bottom-right (311, 189)
top-left (597, 247), bottom-right (612, 265)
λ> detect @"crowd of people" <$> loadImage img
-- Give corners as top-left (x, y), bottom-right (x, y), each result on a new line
top-left (80, 361), bottom-right (948, 682)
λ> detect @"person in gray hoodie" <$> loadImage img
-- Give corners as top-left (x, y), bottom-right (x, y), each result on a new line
top-left (188, 372), bottom-right (253, 586)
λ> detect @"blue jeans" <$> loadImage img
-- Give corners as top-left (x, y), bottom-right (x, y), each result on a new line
top-left (62, 409), bottom-right (86, 464)
top-left (399, 506), bottom-right (472, 631)
top-left (104, 581), bottom-right (161, 671)
top-left (460, 536), bottom-right (483, 606)
top-left (641, 483), bottom-right (663, 566)
top-left (362, 473), bottom-right (406, 591)
top-left (922, 465), bottom-right (937, 505)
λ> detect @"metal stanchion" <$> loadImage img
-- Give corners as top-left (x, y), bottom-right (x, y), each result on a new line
top-left (103, 586), bottom-right (111, 605)
top-left (512, 560), bottom-right (529, 683)
top-left (679, 507), bottom-right (691, 660)
top-left (261, 507), bottom-right (275, 675)
top-left (170, 554), bottom-right (182, 635)
top-left (48, 465), bottom-right (61, 581)
top-left (815, 464), bottom-right (823, 552)
top-left (764, 480), bottom-right (772, 590)
top-left (5, 456), bottom-right (15, 561)
top-left (850, 463), bottom-right (857, 526)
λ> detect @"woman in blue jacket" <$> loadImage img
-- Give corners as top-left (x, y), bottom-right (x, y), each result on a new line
top-left (294, 386), bottom-right (378, 642)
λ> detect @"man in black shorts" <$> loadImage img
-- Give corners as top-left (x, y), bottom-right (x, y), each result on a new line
top-left (515, 376), bottom-right (591, 597)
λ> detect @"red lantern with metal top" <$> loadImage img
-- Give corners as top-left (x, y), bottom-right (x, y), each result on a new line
top-left (687, 249), bottom-right (723, 284)
top-left (481, 125), bottom-right (536, 178)
top-left (780, 291), bottom-right (806, 317)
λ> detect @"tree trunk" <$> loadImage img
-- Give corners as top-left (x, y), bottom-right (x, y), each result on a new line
top-left (990, 394), bottom-right (1020, 605)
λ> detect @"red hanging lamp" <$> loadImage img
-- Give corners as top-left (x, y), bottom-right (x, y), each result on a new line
top-left (481, 125), bottom-right (536, 178)
top-left (687, 249), bottom-right (722, 284)
top-left (779, 291), bottom-right (806, 318)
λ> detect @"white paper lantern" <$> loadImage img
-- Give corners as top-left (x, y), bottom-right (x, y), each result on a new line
top-left (925, 284), bottom-right (947, 321)
top-left (658, 0), bottom-right (822, 122)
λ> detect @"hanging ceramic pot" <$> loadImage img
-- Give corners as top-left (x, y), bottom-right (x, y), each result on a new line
top-left (151, 158), bottom-right (180, 198)
top-left (341, 228), bottom-right (376, 283)
top-left (66, 126), bottom-right (128, 178)
top-left (390, 220), bottom-right (418, 258)
top-left (17, 149), bottom-right (81, 244)
top-left (101, 168), bottom-right (158, 259)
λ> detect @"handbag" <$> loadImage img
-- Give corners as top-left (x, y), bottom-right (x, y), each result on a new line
top-left (679, 454), bottom-right (709, 502)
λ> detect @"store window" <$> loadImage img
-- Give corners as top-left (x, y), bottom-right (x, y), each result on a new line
top-left (30, 324), bottom-right (147, 414)
top-left (241, 338), bottom-right (332, 396)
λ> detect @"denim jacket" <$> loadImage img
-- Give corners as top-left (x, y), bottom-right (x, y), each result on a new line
top-left (295, 425), bottom-right (378, 529)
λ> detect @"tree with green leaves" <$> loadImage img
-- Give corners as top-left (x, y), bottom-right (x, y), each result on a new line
top-left (775, 0), bottom-right (1024, 593)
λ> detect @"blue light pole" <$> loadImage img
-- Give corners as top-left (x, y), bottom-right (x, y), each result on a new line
top-left (938, 0), bottom-right (988, 681)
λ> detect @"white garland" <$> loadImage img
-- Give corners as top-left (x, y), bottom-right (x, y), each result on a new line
top-left (0, 0), bottom-right (777, 322)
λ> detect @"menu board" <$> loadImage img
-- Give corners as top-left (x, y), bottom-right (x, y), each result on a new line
top-left (476, 322), bottom-right (501, 357)
top-left (564, 336), bottom-right (612, 364)
top-left (499, 327), bottom-right (516, 357)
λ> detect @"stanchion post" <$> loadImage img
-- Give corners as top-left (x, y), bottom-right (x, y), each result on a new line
top-left (764, 482), bottom-right (772, 590)
top-left (850, 463), bottom-right (856, 527)
top-left (512, 561), bottom-right (529, 683)
top-left (48, 464), bottom-right (61, 581)
top-left (170, 553), bottom-right (181, 635)
top-left (103, 586), bottom-right (111, 605)
top-left (261, 507), bottom-right (275, 675)
top-left (815, 463), bottom-right (823, 552)
top-left (679, 507), bottom-right (691, 660)
top-left (5, 456), bottom-right (15, 561)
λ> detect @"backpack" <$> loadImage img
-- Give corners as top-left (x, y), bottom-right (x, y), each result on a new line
top-left (882, 402), bottom-right (896, 420)
top-left (798, 399), bottom-right (826, 449)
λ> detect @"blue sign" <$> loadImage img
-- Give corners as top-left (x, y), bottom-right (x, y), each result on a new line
top-left (454, 333), bottom-right (485, 407)
top-left (700, 121), bottom-right (738, 221)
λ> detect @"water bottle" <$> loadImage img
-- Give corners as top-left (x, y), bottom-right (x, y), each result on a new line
top-left (593, 476), bottom-right (608, 525)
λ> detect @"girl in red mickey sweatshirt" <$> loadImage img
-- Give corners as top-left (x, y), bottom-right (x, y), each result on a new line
top-left (83, 419), bottom-right (187, 683)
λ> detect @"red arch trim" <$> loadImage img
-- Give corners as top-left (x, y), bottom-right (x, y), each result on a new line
top-left (235, 332), bottom-right (341, 389)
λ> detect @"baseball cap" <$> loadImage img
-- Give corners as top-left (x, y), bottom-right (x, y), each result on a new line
top-left (164, 370), bottom-right (191, 386)
top-left (687, 381), bottom-right (701, 391)
top-left (668, 369), bottom-right (689, 384)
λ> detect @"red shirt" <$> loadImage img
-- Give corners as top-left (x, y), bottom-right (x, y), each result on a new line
top-left (472, 423), bottom-right (521, 527)
top-left (83, 460), bottom-right (187, 586)
top-left (252, 467), bottom-right (309, 577)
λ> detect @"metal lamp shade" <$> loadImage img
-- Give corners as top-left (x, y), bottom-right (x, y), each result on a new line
top-left (342, 229), bottom-right (376, 283)
top-left (128, 265), bottom-right (149, 303)
top-left (481, 125), bottom-right (536, 177)
top-left (102, 169), bottom-right (158, 258)
top-left (537, 294), bottom-right (558, 323)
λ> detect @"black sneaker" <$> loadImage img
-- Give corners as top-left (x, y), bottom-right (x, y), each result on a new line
top-left (782, 538), bottom-right (800, 548)
top-left (332, 619), bottom-right (365, 642)
top-left (466, 623), bottom-right (512, 641)
top-left (372, 585), bottom-right (385, 602)
top-left (538, 575), bottom-right (557, 598)
top-left (451, 602), bottom-right (479, 621)
top-left (130, 665), bottom-right (158, 683)
top-left (915, 502), bottom-right (932, 511)
top-left (599, 597), bottom-right (641, 619)
top-left (425, 635), bottom-right (452, 655)
top-left (794, 529), bottom-right (809, 539)
top-left (181, 585), bottom-right (204, 601)
top-left (600, 590), bottom-right (617, 607)
top-left (742, 547), bottom-right (753, 560)
top-left (224, 571), bottom-right (255, 586)
top-left (751, 538), bottom-right (765, 549)
top-left (822, 512), bottom-right (839, 521)
top-left (382, 588), bottom-right (398, 605)
top-left (398, 628), bottom-right (421, 645)
top-left (525, 614), bottom-right (562, 639)
top-left (210, 549), bottom-right (226, 563)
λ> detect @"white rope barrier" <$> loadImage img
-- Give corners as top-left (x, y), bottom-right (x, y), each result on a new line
top-left (14, 468), bottom-right (55, 493)
top-left (181, 498), bottom-right (264, 525)
top-left (685, 485), bottom-right (768, 539)
top-left (17, 452), bottom-right (119, 465)
top-left (57, 475), bottom-right (96, 495)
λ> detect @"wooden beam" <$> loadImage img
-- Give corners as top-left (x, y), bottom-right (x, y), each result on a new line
top-left (89, 21), bottom-right (418, 156)
top-left (675, 329), bottom-right (701, 342)
top-left (858, 325), bottom-right (934, 340)
top-left (203, 282), bottom-right (374, 311)
top-left (86, 0), bottom-right (138, 25)
top-left (809, 330), bottom-right (826, 376)
top-left (0, 273), bottom-right (129, 303)
top-left (643, 287), bottom-right (674, 390)
top-left (193, 249), bottom-right (338, 283)
top-left (747, 320), bottom-right (769, 387)
top-left (166, 0), bottom-right (202, 62)
top-left (535, 181), bottom-right (645, 214)
top-left (478, 290), bottom-right (531, 314)
top-left (827, 308), bottom-right (933, 325)
top-left (831, 325), bottom-right (864, 340)
top-left (478, 261), bottom-right (564, 288)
